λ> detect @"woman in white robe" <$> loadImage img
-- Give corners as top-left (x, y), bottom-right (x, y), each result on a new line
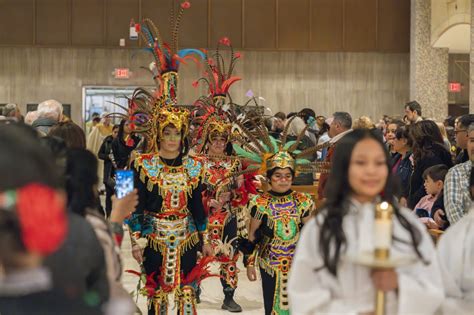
top-left (437, 206), bottom-right (474, 314)
top-left (288, 129), bottom-right (444, 315)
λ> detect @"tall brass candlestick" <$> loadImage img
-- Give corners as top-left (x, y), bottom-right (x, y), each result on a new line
top-left (374, 202), bottom-right (394, 315)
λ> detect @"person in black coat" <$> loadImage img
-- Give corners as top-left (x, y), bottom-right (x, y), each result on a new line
top-left (390, 126), bottom-right (413, 204)
top-left (40, 135), bottom-right (109, 309)
top-left (111, 119), bottom-right (140, 170)
top-left (407, 121), bottom-right (453, 209)
top-left (98, 125), bottom-right (119, 216)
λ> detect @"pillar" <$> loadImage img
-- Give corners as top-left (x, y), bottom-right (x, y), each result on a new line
top-left (410, 0), bottom-right (449, 120)
top-left (470, 0), bottom-right (474, 113)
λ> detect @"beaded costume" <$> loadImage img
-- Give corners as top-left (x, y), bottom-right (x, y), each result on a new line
top-left (232, 113), bottom-right (329, 315)
top-left (121, 2), bottom-right (213, 314)
top-left (200, 156), bottom-right (242, 291)
top-left (191, 38), bottom-right (245, 309)
top-left (248, 190), bottom-right (313, 314)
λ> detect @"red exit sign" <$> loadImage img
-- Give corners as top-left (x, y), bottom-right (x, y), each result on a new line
top-left (114, 68), bottom-right (130, 79)
top-left (449, 82), bottom-right (461, 92)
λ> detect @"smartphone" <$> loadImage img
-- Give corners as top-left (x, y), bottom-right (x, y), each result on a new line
top-left (115, 170), bottom-right (134, 199)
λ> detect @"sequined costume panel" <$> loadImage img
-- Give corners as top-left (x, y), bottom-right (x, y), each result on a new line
top-left (249, 191), bottom-right (313, 314)
top-left (201, 157), bottom-right (241, 291)
top-left (126, 153), bottom-right (207, 314)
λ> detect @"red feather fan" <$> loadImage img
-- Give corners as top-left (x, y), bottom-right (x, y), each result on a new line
top-left (181, 256), bottom-right (219, 286)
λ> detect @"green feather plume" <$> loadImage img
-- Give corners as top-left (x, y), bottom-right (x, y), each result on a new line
top-left (269, 136), bottom-right (279, 152)
top-left (232, 144), bottom-right (262, 162)
top-left (283, 140), bottom-right (297, 151)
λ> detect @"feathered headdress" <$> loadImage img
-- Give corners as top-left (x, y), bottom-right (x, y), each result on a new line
top-left (109, 1), bottom-right (205, 153)
top-left (191, 37), bottom-right (242, 152)
top-left (231, 113), bottom-right (331, 176)
top-left (192, 97), bottom-right (232, 153)
top-left (139, 1), bottom-right (206, 103)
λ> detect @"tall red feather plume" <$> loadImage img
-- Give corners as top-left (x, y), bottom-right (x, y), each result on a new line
top-left (182, 256), bottom-right (219, 285)
top-left (221, 77), bottom-right (242, 94)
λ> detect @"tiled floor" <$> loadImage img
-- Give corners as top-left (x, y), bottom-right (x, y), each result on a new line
top-left (120, 229), bottom-right (265, 314)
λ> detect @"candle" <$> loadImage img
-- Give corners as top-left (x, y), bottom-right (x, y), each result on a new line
top-left (374, 202), bottom-right (393, 260)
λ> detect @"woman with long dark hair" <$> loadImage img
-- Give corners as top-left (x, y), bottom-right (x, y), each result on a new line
top-left (111, 119), bottom-right (140, 169)
top-left (0, 124), bottom-right (101, 315)
top-left (391, 126), bottom-right (413, 206)
top-left (408, 120), bottom-right (453, 209)
top-left (66, 148), bottom-right (135, 315)
top-left (288, 129), bottom-right (444, 314)
top-left (48, 121), bottom-right (86, 149)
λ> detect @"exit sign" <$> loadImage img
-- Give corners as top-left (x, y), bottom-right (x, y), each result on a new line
top-left (114, 68), bottom-right (130, 79)
top-left (449, 82), bottom-right (461, 92)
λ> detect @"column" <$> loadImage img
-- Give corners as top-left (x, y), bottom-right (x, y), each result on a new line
top-left (410, 0), bottom-right (449, 120)
top-left (470, 0), bottom-right (474, 113)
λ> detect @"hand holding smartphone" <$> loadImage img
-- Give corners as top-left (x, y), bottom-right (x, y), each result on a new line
top-left (115, 170), bottom-right (134, 199)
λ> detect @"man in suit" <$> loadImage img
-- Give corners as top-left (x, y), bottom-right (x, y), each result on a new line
top-left (317, 112), bottom-right (352, 201)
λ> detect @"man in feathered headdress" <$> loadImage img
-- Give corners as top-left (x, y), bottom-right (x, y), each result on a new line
top-left (119, 2), bottom-right (216, 314)
top-left (191, 38), bottom-right (245, 312)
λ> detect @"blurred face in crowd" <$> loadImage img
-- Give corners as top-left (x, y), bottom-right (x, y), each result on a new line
top-left (269, 168), bottom-right (293, 193)
top-left (160, 125), bottom-right (181, 154)
top-left (377, 119), bottom-right (387, 132)
top-left (273, 118), bottom-right (284, 131)
top-left (124, 121), bottom-right (132, 135)
top-left (455, 122), bottom-right (469, 149)
top-left (112, 127), bottom-right (119, 139)
top-left (208, 135), bottom-right (227, 155)
top-left (328, 117), bottom-right (344, 138)
top-left (103, 117), bottom-right (111, 125)
top-left (392, 135), bottom-right (408, 154)
top-left (348, 138), bottom-right (388, 202)
top-left (468, 129), bottom-right (474, 160)
top-left (316, 116), bottom-right (326, 129)
top-left (404, 106), bottom-right (417, 122)
top-left (424, 175), bottom-right (442, 196)
top-left (385, 123), bottom-right (398, 144)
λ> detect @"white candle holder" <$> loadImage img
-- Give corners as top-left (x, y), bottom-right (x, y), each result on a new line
top-left (345, 202), bottom-right (416, 315)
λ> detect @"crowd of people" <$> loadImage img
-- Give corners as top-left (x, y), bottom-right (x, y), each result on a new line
top-left (1, 4), bottom-right (473, 315)
top-left (1, 92), bottom-right (474, 315)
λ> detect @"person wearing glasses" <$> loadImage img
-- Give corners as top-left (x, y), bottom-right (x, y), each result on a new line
top-left (440, 123), bottom-right (474, 226)
top-left (454, 114), bottom-right (474, 165)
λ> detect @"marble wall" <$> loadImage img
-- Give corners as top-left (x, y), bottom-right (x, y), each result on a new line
top-left (471, 0), bottom-right (474, 113)
top-left (410, 0), bottom-right (449, 120)
top-left (0, 47), bottom-right (410, 124)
